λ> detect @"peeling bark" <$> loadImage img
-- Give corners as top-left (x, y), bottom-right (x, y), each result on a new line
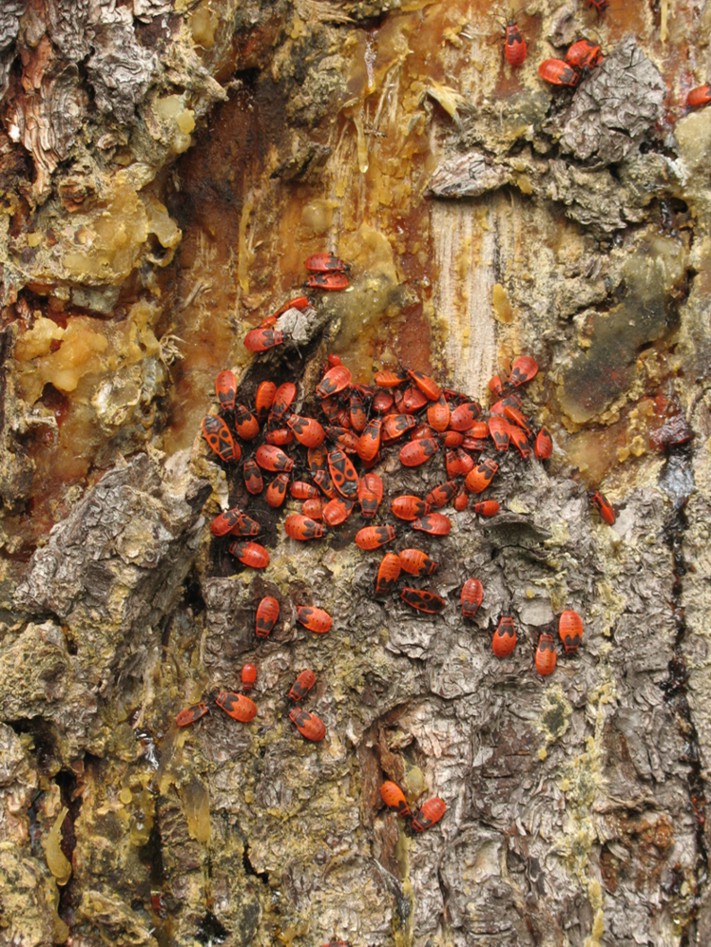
top-left (0, 2), bottom-right (710, 945)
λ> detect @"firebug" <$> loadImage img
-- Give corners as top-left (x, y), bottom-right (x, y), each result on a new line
top-left (288, 669), bottom-right (317, 702)
top-left (461, 578), bottom-right (484, 619)
top-left (492, 616), bottom-right (517, 658)
top-left (411, 797), bottom-right (446, 832)
top-left (255, 596), bottom-right (279, 638)
top-left (202, 415), bottom-right (241, 463)
top-left (214, 690), bottom-right (257, 723)
top-left (175, 703), bottom-right (209, 727)
top-left (535, 634), bottom-right (557, 676)
top-left (289, 707), bottom-right (326, 741)
top-left (243, 327), bottom-right (284, 352)
top-left (380, 781), bottom-right (411, 817)
top-left (228, 541), bottom-right (270, 569)
top-left (284, 514), bottom-right (326, 541)
top-left (400, 587), bottom-right (446, 614)
top-left (355, 525), bottom-right (396, 550)
top-left (215, 370), bottom-right (237, 411)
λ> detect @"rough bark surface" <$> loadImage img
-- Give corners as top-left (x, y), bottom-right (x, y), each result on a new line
top-left (0, 2), bottom-right (710, 946)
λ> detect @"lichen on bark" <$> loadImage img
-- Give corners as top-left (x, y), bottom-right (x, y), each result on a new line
top-left (0, 1), bottom-right (710, 945)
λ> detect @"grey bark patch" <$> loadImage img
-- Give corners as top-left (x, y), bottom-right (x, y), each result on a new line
top-left (555, 37), bottom-right (666, 166)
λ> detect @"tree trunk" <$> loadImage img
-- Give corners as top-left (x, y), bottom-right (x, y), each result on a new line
top-left (1, 2), bottom-right (710, 945)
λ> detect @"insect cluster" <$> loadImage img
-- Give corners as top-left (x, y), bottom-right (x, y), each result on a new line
top-left (189, 252), bottom-right (618, 841)
top-left (176, 662), bottom-right (326, 741)
top-left (242, 253), bottom-right (350, 353)
top-left (500, 2), bottom-right (709, 118)
top-left (538, 37), bottom-right (604, 89)
top-left (379, 780), bottom-right (447, 834)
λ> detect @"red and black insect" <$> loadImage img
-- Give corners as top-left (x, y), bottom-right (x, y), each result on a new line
top-left (412, 513), bottom-right (451, 536)
top-left (382, 413), bottom-right (416, 442)
top-left (400, 587), bottom-right (446, 614)
top-left (445, 448), bottom-right (475, 478)
top-left (210, 507), bottom-right (261, 537)
top-left (565, 38), bottom-right (603, 71)
top-left (289, 707), bottom-right (326, 741)
top-left (202, 415), bottom-right (240, 463)
top-left (472, 500), bottom-right (500, 517)
top-left (296, 605), bottom-right (333, 634)
top-left (380, 781), bottom-right (411, 818)
top-left (228, 541), bottom-right (270, 569)
top-left (688, 84), bottom-right (711, 109)
top-left (355, 525), bottom-right (396, 550)
top-left (305, 252), bottom-right (351, 273)
top-left (214, 690), bottom-right (257, 723)
top-left (215, 370), bottom-right (237, 411)
top-left (591, 489), bottom-right (616, 525)
top-left (461, 578), bottom-right (484, 619)
top-left (488, 416), bottom-right (511, 451)
top-left (254, 380), bottom-right (277, 418)
top-left (306, 272), bottom-right (350, 291)
top-left (425, 479), bottom-right (459, 509)
top-left (407, 369), bottom-right (442, 401)
top-left (465, 458), bottom-right (498, 494)
top-left (255, 596), bottom-right (280, 638)
top-left (399, 437), bottom-right (439, 468)
top-left (558, 609), bottom-right (584, 653)
top-left (269, 382), bottom-right (297, 423)
top-left (509, 354), bottom-right (539, 387)
top-left (284, 514), bottom-right (326, 541)
top-left (349, 388), bottom-right (368, 431)
top-left (269, 295), bottom-right (310, 320)
top-left (399, 385), bottom-right (429, 413)
top-left (265, 426), bottom-right (293, 447)
top-left (411, 797), bottom-right (447, 832)
top-left (233, 403), bottom-right (260, 440)
top-left (242, 458), bottom-right (264, 495)
top-left (255, 444), bottom-right (295, 472)
top-left (374, 368), bottom-right (408, 388)
top-left (453, 487), bottom-right (468, 512)
top-left (370, 388), bottom-right (395, 414)
top-left (492, 616), bottom-right (517, 658)
top-left (399, 548), bottom-right (438, 577)
top-left (375, 552), bottom-right (402, 594)
top-left (538, 59), bottom-right (580, 87)
top-left (316, 364), bottom-right (352, 398)
top-left (175, 703), bottom-right (209, 727)
top-left (502, 403), bottom-right (532, 436)
top-left (449, 401), bottom-right (482, 431)
top-left (288, 669), bottom-right (317, 702)
top-left (290, 480), bottom-right (320, 500)
top-left (391, 495), bottom-right (429, 521)
top-left (301, 498), bottom-right (325, 520)
top-left (243, 327), bottom-right (285, 352)
top-left (327, 448), bottom-right (360, 498)
top-left (503, 18), bottom-right (527, 68)
top-left (322, 496), bottom-right (355, 527)
top-left (265, 472), bottom-right (290, 509)
top-left (287, 413), bottom-right (326, 448)
top-left (241, 663), bottom-right (257, 693)
top-left (358, 472), bottom-right (384, 518)
top-left (586, 0), bottom-right (608, 14)
top-left (535, 633), bottom-right (557, 676)
top-left (357, 418), bottom-right (383, 462)
top-left (424, 394), bottom-right (449, 433)
top-left (534, 428), bottom-right (553, 460)
top-left (507, 425), bottom-right (531, 460)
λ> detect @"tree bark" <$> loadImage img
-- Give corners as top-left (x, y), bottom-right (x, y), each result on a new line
top-left (1, 2), bottom-right (710, 946)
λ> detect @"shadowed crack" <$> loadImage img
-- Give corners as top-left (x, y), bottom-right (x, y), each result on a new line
top-left (659, 445), bottom-right (708, 944)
